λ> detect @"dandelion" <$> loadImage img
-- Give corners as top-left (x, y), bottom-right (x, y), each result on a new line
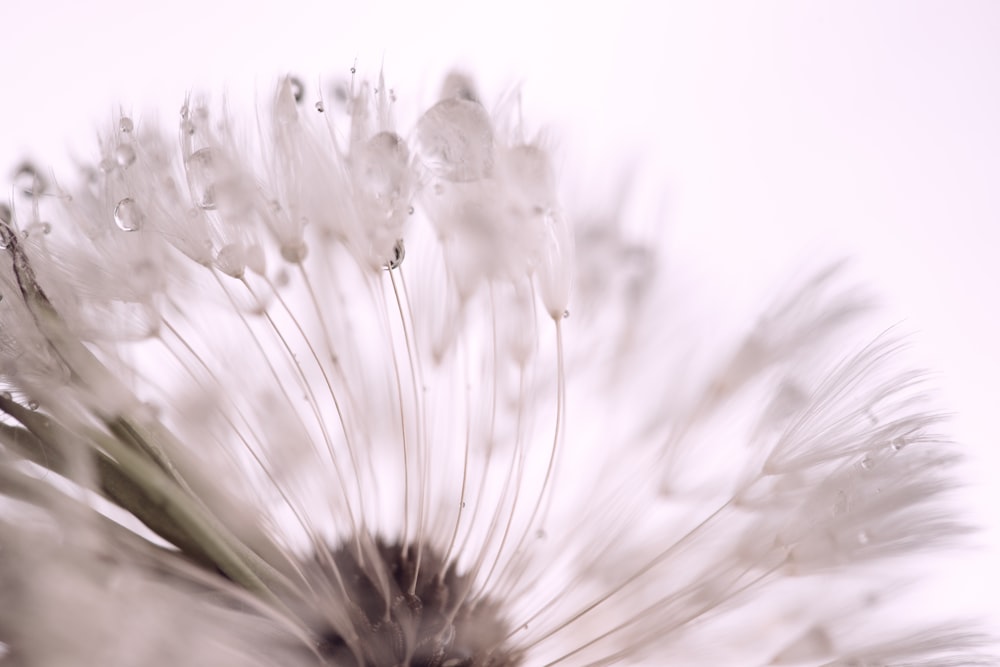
top-left (0, 69), bottom-right (992, 666)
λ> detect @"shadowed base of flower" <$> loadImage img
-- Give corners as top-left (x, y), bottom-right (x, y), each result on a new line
top-left (305, 538), bottom-right (519, 667)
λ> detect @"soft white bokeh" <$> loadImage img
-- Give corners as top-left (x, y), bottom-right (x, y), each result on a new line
top-left (3, 0), bottom-right (998, 629)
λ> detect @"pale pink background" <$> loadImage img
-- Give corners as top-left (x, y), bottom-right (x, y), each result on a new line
top-left (3, 0), bottom-right (999, 624)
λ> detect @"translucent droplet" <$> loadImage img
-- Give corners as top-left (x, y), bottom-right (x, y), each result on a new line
top-left (280, 242), bottom-right (308, 264)
top-left (185, 147), bottom-right (217, 210)
top-left (12, 162), bottom-right (46, 197)
top-left (350, 66), bottom-right (356, 74)
top-left (119, 117), bottom-right (134, 133)
top-left (562, 309), bottom-right (570, 319)
top-left (27, 400), bottom-right (39, 411)
top-left (289, 76), bottom-right (305, 103)
top-left (440, 70), bottom-right (480, 102)
top-left (113, 197), bottom-right (144, 231)
top-left (890, 437), bottom-right (906, 452)
top-left (99, 157), bottom-right (117, 174)
top-left (114, 144), bottom-right (136, 168)
top-left (407, 205), bottom-right (415, 215)
top-left (357, 132), bottom-right (410, 202)
top-left (859, 455), bottom-right (873, 470)
top-left (315, 100), bottom-right (325, 113)
top-left (460, 501), bottom-right (466, 509)
top-left (24, 222), bottom-right (51, 237)
top-left (384, 239), bottom-right (405, 270)
top-left (857, 530), bottom-right (870, 545)
top-left (415, 98), bottom-right (495, 182)
top-left (215, 243), bottom-right (246, 279)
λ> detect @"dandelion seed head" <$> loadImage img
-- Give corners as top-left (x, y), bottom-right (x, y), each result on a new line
top-left (0, 67), bottom-right (992, 667)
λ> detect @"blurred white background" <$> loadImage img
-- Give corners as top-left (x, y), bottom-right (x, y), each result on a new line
top-left (2, 0), bottom-right (998, 626)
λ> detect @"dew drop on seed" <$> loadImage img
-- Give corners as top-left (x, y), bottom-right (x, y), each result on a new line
top-left (384, 239), bottom-right (405, 270)
top-left (216, 243), bottom-right (246, 278)
top-left (24, 222), bottom-right (51, 237)
top-left (113, 197), bottom-right (144, 231)
top-left (99, 157), bottom-right (117, 174)
top-left (440, 71), bottom-right (480, 103)
top-left (357, 132), bottom-right (410, 202)
top-left (185, 147), bottom-right (217, 210)
top-left (415, 98), bottom-right (494, 182)
top-left (114, 144), bottom-right (136, 168)
top-left (315, 100), bottom-right (325, 113)
top-left (289, 76), bottom-right (305, 103)
top-left (27, 400), bottom-right (38, 411)
top-left (280, 242), bottom-right (308, 264)
top-left (12, 162), bottom-right (46, 197)
top-left (119, 117), bottom-right (134, 133)
top-left (890, 437), bottom-right (906, 452)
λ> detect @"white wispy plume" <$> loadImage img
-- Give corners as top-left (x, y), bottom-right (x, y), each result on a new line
top-left (0, 70), bottom-right (991, 667)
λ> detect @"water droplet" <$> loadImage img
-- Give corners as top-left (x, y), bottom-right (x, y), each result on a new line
top-left (460, 501), bottom-right (466, 509)
top-left (890, 437), bottom-right (906, 452)
top-left (113, 197), bottom-right (144, 231)
top-left (440, 70), bottom-right (480, 103)
top-left (280, 242), bottom-right (308, 264)
top-left (215, 243), bottom-right (246, 279)
top-left (114, 144), bottom-right (136, 168)
top-left (357, 132), bottom-right (410, 202)
top-left (407, 205), bottom-right (415, 215)
top-left (12, 162), bottom-right (46, 197)
top-left (350, 66), bottom-right (356, 74)
top-left (315, 100), bottom-right (325, 113)
top-left (24, 222), bottom-right (51, 237)
top-left (288, 76), bottom-right (305, 103)
top-left (99, 157), bottom-right (117, 174)
top-left (384, 239), bottom-right (405, 270)
top-left (857, 530), bottom-right (870, 545)
top-left (185, 147), bottom-right (217, 210)
top-left (27, 400), bottom-right (38, 411)
top-left (119, 117), bottom-right (134, 133)
top-left (562, 309), bottom-right (570, 319)
top-left (859, 455), bottom-right (873, 470)
top-left (415, 98), bottom-right (495, 182)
